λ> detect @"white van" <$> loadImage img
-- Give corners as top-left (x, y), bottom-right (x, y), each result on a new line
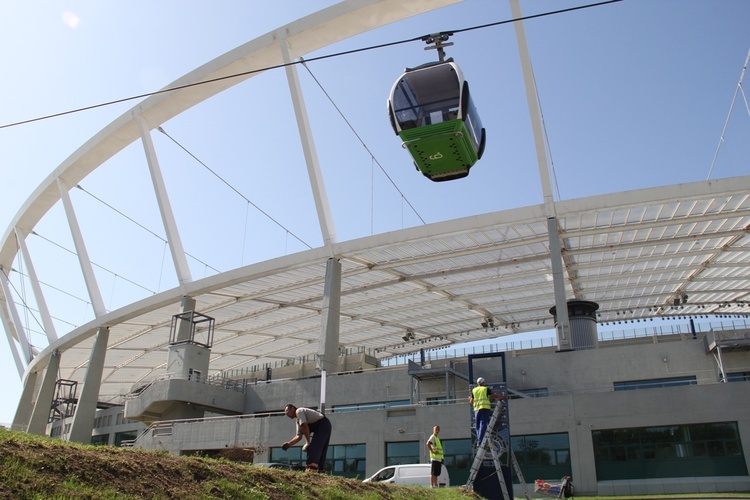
top-left (364, 463), bottom-right (450, 487)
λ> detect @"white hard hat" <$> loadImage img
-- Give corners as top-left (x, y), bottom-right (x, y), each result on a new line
top-left (477, 377), bottom-right (485, 385)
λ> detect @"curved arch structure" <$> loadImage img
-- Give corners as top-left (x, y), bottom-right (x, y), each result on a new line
top-left (2, 0), bottom-right (750, 436)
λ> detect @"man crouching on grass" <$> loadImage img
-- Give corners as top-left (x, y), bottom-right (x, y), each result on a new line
top-left (281, 404), bottom-right (331, 473)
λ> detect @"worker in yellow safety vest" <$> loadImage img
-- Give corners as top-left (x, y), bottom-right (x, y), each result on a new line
top-left (426, 425), bottom-right (444, 488)
top-left (469, 377), bottom-right (507, 447)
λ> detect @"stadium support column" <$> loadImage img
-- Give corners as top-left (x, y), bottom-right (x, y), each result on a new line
top-left (317, 258), bottom-right (341, 413)
top-left (67, 326), bottom-right (109, 444)
top-left (26, 350), bottom-right (61, 435)
top-left (11, 371), bottom-right (37, 432)
top-left (548, 217), bottom-right (571, 351)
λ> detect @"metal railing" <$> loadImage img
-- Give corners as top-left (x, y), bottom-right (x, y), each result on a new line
top-left (380, 318), bottom-right (750, 367)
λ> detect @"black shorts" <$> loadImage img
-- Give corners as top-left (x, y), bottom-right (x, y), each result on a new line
top-left (431, 460), bottom-right (443, 476)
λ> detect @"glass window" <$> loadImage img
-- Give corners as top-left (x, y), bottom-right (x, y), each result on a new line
top-left (115, 431), bottom-right (137, 447)
top-left (372, 467), bottom-right (395, 481)
top-left (90, 434), bottom-right (109, 446)
top-left (614, 376), bottom-right (696, 391)
top-left (386, 441), bottom-right (419, 466)
top-left (426, 397), bottom-right (449, 405)
top-left (329, 444), bottom-right (365, 479)
top-left (271, 444), bottom-right (365, 479)
top-left (511, 388), bottom-right (548, 399)
top-left (441, 438), bottom-right (473, 485)
top-left (392, 63), bottom-right (460, 130)
top-left (463, 89), bottom-right (484, 151)
top-left (726, 371), bottom-right (750, 382)
top-left (270, 446), bottom-right (305, 469)
top-left (592, 422), bottom-right (748, 480)
top-left (332, 400), bottom-right (409, 413)
top-left (512, 433), bottom-right (572, 483)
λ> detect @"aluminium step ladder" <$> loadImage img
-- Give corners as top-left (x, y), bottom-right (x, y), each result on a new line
top-left (465, 402), bottom-right (531, 500)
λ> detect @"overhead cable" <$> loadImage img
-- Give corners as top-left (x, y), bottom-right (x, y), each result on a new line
top-left (0, 0), bottom-right (622, 130)
top-left (156, 127), bottom-right (313, 250)
top-left (300, 60), bottom-right (427, 225)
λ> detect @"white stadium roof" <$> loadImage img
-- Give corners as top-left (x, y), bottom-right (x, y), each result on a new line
top-left (1, 0), bottom-right (749, 405)
top-left (15, 173), bottom-right (750, 401)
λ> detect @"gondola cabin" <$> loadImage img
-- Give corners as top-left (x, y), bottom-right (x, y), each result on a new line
top-left (388, 59), bottom-right (485, 181)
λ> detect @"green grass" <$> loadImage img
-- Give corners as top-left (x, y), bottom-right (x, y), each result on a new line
top-left (0, 427), bottom-right (478, 499)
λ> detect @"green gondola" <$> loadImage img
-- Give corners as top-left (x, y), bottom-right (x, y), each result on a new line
top-left (388, 58), bottom-right (486, 181)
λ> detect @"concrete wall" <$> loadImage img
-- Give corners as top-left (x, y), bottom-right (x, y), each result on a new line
top-left (124, 378), bottom-right (245, 422)
top-left (95, 332), bottom-right (750, 494)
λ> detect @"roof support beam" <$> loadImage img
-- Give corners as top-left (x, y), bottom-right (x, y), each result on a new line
top-left (0, 274), bottom-right (25, 378)
top-left (15, 228), bottom-right (57, 341)
top-left (136, 114), bottom-right (193, 291)
top-left (280, 39), bottom-right (337, 252)
top-left (57, 177), bottom-right (106, 318)
top-left (510, 0), bottom-right (555, 215)
top-left (0, 265), bottom-right (33, 364)
top-left (511, 0), bottom-right (572, 348)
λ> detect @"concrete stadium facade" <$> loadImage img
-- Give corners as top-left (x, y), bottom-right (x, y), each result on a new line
top-left (47, 324), bottom-right (750, 496)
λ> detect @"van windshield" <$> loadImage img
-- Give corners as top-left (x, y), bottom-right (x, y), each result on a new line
top-left (374, 468), bottom-right (395, 481)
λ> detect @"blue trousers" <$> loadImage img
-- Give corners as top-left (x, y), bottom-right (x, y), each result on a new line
top-left (475, 408), bottom-right (491, 445)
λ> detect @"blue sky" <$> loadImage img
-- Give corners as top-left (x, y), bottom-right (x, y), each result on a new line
top-left (1, 0), bottom-right (748, 425)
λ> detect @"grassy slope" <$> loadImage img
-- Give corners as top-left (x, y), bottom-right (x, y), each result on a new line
top-left (0, 428), bottom-right (478, 499)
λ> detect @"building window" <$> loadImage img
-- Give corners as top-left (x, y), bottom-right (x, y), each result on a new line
top-left (442, 438), bottom-right (473, 485)
top-left (332, 400), bottom-right (410, 413)
top-left (726, 371), bottom-right (750, 382)
top-left (269, 444), bottom-right (365, 478)
top-left (512, 433), bottom-right (572, 482)
top-left (90, 434), bottom-right (109, 446)
top-left (511, 388), bottom-right (548, 399)
top-left (426, 397), bottom-right (449, 405)
top-left (593, 422), bottom-right (748, 480)
top-left (115, 431), bottom-right (137, 447)
top-left (330, 444), bottom-right (366, 479)
top-left (269, 446), bottom-right (306, 469)
top-left (614, 376), bottom-right (696, 391)
top-left (386, 441), bottom-right (419, 466)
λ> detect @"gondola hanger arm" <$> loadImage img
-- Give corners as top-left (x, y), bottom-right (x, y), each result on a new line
top-left (421, 32), bottom-right (454, 62)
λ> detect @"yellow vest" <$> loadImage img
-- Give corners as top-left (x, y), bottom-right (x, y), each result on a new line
top-left (472, 385), bottom-right (491, 411)
top-left (429, 435), bottom-right (443, 461)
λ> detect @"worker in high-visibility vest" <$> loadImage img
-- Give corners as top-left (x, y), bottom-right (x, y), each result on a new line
top-left (469, 377), bottom-right (507, 447)
top-left (426, 425), bottom-right (444, 488)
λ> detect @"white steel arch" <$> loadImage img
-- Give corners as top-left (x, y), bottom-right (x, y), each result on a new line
top-left (0, 0), bottom-right (461, 379)
top-left (1, 0), bottom-right (749, 432)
